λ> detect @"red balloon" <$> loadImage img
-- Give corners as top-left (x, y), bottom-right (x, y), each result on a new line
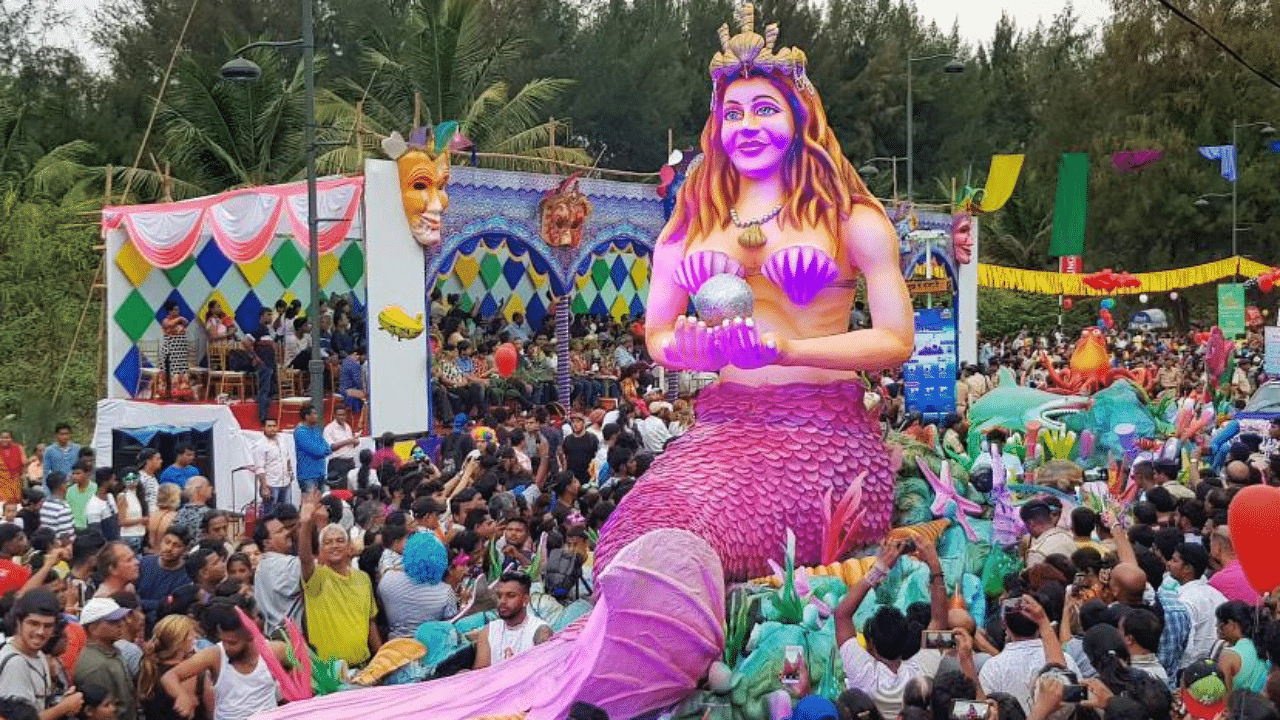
top-left (1261, 275), bottom-right (1274, 293)
top-left (1228, 485), bottom-right (1280, 593)
top-left (1063, 298), bottom-right (1074, 310)
top-left (495, 343), bottom-right (519, 378)
top-left (1099, 309), bottom-right (1112, 321)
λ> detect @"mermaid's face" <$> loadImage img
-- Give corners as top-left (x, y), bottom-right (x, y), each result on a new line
top-left (719, 77), bottom-right (795, 180)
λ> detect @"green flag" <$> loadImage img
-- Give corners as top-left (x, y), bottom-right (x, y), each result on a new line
top-left (1049, 153), bottom-right (1089, 258)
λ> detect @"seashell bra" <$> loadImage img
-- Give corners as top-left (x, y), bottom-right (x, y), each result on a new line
top-left (672, 246), bottom-right (854, 306)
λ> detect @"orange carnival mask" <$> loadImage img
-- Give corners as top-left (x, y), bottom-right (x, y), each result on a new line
top-left (382, 125), bottom-right (467, 248)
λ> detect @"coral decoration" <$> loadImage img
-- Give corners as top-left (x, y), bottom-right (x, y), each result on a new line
top-left (800, 556), bottom-right (878, 587)
top-left (820, 471), bottom-right (867, 565)
top-left (237, 608), bottom-right (312, 701)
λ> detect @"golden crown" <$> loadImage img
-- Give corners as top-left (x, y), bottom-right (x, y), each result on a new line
top-left (708, 4), bottom-right (812, 93)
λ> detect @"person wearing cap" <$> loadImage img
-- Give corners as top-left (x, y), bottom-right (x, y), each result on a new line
top-left (1180, 658), bottom-right (1228, 720)
top-left (0, 589), bottom-right (84, 718)
top-left (1022, 500), bottom-right (1077, 566)
top-left (1165, 542), bottom-right (1228, 671)
top-left (637, 401), bottom-right (673, 454)
top-left (74, 598), bottom-right (137, 720)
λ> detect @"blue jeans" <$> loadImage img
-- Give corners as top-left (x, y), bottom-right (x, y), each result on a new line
top-left (262, 485), bottom-right (290, 515)
top-left (256, 364), bottom-right (276, 422)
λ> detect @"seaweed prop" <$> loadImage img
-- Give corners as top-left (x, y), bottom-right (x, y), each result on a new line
top-left (820, 471), bottom-right (867, 565)
top-left (723, 588), bottom-right (758, 666)
top-left (773, 529), bottom-right (806, 625)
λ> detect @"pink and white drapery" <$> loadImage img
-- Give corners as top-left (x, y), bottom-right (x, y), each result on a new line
top-left (101, 176), bottom-right (364, 269)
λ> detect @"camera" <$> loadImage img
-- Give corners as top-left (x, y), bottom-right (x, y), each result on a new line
top-left (1062, 685), bottom-right (1086, 703)
top-left (922, 630), bottom-right (957, 650)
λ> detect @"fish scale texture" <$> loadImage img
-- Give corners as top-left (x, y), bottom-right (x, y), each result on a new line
top-left (595, 380), bottom-right (894, 581)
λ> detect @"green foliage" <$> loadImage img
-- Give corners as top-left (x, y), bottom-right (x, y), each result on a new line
top-left (977, 288), bottom-right (1070, 337)
top-left (0, 192), bottom-right (100, 438)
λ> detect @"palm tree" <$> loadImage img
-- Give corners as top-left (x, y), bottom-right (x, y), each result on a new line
top-left (154, 51), bottom-right (323, 192)
top-left (317, 0), bottom-right (590, 173)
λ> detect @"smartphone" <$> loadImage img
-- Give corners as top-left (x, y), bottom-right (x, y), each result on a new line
top-left (922, 630), bottom-right (957, 650)
top-left (1062, 685), bottom-right (1086, 703)
top-left (951, 701), bottom-right (987, 720)
top-left (782, 645), bottom-right (804, 685)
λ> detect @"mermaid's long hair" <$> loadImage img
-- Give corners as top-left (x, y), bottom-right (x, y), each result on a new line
top-left (669, 71), bottom-right (885, 254)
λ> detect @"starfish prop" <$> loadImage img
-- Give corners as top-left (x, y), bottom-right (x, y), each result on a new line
top-left (915, 458), bottom-right (982, 542)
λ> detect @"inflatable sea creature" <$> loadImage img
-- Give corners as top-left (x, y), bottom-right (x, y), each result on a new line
top-left (967, 368), bottom-right (1089, 439)
top-left (1041, 326), bottom-right (1154, 396)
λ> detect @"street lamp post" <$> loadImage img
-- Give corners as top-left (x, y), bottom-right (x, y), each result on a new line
top-left (221, 0), bottom-right (324, 414)
top-left (858, 156), bottom-right (906, 199)
top-left (1229, 120), bottom-right (1277, 257)
top-left (906, 53), bottom-right (964, 201)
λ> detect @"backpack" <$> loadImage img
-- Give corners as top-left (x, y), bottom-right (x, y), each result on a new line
top-left (542, 549), bottom-right (585, 602)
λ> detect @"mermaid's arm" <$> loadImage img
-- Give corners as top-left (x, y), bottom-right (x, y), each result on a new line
top-left (645, 226), bottom-right (725, 371)
top-left (775, 206), bottom-right (913, 371)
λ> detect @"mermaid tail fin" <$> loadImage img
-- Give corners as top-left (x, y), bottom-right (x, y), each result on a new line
top-left (255, 529), bottom-right (724, 720)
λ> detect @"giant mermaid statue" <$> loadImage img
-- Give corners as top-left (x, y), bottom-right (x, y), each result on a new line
top-left (258, 6), bottom-right (911, 720)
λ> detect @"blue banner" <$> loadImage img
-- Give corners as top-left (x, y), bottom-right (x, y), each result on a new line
top-left (904, 307), bottom-right (957, 421)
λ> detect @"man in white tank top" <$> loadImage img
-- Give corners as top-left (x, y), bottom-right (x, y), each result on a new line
top-left (160, 600), bottom-right (285, 720)
top-left (473, 572), bottom-right (552, 668)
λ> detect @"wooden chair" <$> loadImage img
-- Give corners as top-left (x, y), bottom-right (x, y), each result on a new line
top-left (278, 363), bottom-right (310, 430)
top-left (207, 343), bottom-right (251, 403)
top-left (135, 338), bottom-right (163, 399)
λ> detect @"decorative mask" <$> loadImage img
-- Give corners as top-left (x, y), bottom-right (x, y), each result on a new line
top-left (382, 123), bottom-right (468, 248)
top-left (539, 174), bottom-right (593, 249)
top-left (951, 212), bottom-right (974, 265)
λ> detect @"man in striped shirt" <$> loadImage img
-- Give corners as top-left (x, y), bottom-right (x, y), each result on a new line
top-left (39, 472), bottom-right (74, 539)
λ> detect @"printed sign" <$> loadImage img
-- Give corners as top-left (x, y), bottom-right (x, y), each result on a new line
top-left (1265, 326), bottom-right (1280, 376)
top-left (1218, 284), bottom-right (1246, 338)
top-left (904, 307), bottom-right (957, 421)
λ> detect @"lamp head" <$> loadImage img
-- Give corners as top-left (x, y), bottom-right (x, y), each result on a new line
top-left (219, 57), bottom-right (262, 82)
top-left (1194, 197), bottom-right (1210, 208)
top-left (1261, 124), bottom-right (1277, 136)
top-left (859, 163), bottom-right (880, 177)
top-left (943, 58), bottom-right (966, 74)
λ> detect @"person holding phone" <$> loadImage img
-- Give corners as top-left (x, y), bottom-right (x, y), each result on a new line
top-left (833, 537), bottom-right (951, 717)
top-left (977, 592), bottom-right (1079, 714)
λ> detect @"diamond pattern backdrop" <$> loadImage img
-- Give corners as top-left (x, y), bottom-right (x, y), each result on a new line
top-left (434, 235), bottom-right (651, 329)
top-left (111, 233), bottom-right (366, 396)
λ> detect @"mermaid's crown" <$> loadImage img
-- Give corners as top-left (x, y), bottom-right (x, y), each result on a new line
top-left (708, 4), bottom-right (812, 93)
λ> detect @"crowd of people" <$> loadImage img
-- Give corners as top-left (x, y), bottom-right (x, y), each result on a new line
top-left (2, 318), bottom-right (1279, 720)
top-left (154, 292), bottom-right (370, 427)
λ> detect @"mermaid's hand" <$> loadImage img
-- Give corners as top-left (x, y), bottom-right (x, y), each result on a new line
top-left (660, 315), bottom-right (728, 372)
top-left (721, 316), bottom-right (781, 369)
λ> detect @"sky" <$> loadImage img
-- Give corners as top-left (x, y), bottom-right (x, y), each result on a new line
top-left (44, 0), bottom-right (1117, 75)
top-left (914, 0), bottom-right (1114, 46)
